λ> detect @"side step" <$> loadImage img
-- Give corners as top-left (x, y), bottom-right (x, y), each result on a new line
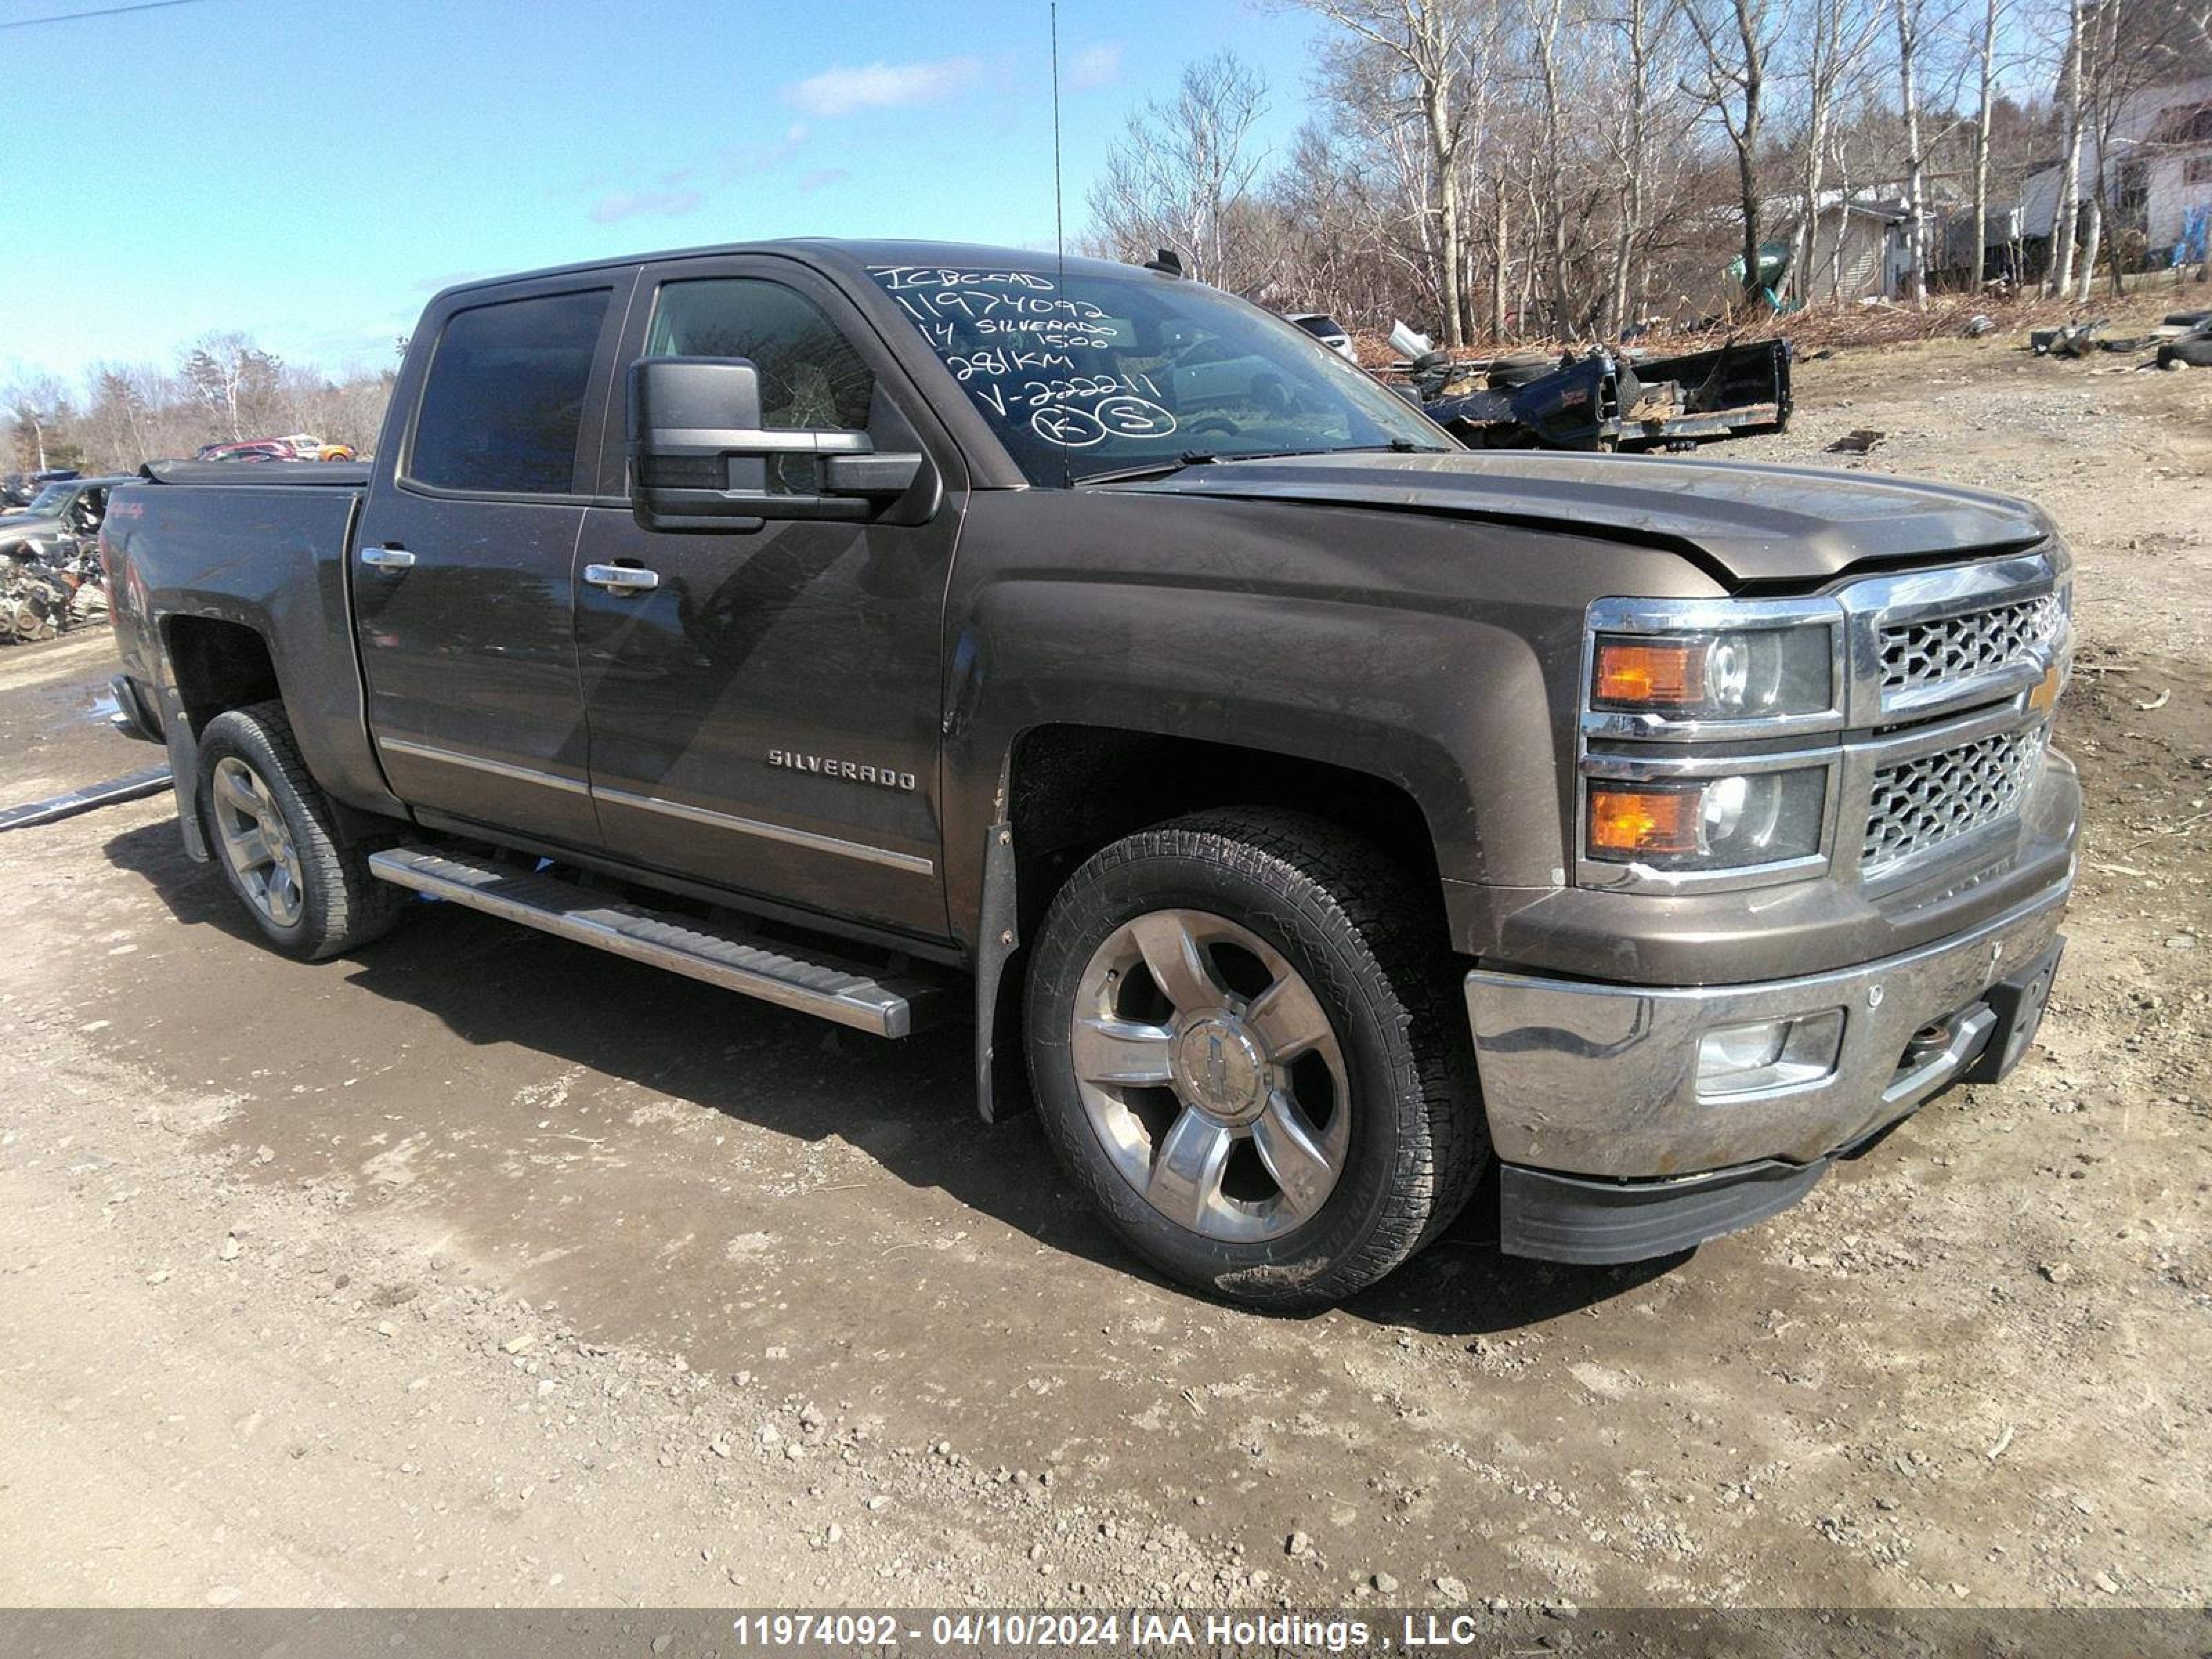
top-left (368, 847), bottom-right (944, 1038)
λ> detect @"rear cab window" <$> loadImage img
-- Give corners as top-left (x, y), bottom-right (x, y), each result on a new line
top-left (406, 288), bottom-right (612, 495)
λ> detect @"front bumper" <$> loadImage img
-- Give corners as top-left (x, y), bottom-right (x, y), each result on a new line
top-left (1466, 881), bottom-right (2070, 1261)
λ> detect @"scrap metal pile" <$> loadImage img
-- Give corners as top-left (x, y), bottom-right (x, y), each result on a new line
top-left (2032, 308), bottom-right (2212, 368)
top-left (1384, 323), bottom-right (1791, 453)
top-left (1, 543), bottom-right (106, 645)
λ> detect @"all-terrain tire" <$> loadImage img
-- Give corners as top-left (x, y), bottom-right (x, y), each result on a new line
top-left (1024, 809), bottom-right (1487, 1310)
top-left (195, 700), bottom-right (406, 961)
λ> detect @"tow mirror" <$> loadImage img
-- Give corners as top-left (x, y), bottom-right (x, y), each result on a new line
top-left (625, 356), bottom-right (928, 532)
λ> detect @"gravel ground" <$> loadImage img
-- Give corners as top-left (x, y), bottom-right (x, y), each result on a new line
top-left (0, 323), bottom-right (2206, 1613)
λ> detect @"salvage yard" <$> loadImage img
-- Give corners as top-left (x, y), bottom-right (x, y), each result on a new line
top-left (0, 328), bottom-right (2206, 1611)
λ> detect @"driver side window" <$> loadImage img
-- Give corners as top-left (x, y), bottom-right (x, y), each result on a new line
top-left (644, 279), bottom-right (874, 432)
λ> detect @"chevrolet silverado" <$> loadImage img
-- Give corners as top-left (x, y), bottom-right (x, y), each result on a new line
top-left (102, 240), bottom-right (2077, 1306)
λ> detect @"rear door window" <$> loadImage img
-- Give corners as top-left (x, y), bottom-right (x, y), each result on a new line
top-left (409, 288), bottom-right (611, 495)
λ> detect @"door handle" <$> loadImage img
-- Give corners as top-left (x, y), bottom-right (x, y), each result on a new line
top-left (584, 563), bottom-right (660, 593)
top-left (359, 545), bottom-right (415, 570)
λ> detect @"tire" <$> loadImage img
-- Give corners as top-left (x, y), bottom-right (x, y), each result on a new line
top-left (2157, 336), bottom-right (2212, 370)
top-left (194, 700), bottom-right (405, 961)
top-left (1024, 809), bottom-right (1486, 1309)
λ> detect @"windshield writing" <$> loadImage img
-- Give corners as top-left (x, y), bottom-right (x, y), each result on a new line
top-left (866, 265), bottom-right (1442, 485)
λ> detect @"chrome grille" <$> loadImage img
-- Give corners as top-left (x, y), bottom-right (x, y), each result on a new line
top-left (1863, 722), bottom-right (2048, 875)
top-left (1880, 592), bottom-right (2060, 699)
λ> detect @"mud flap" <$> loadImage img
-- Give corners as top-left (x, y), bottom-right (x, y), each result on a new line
top-left (159, 684), bottom-right (209, 862)
top-left (972, 818), bottom-right (1033, 1123)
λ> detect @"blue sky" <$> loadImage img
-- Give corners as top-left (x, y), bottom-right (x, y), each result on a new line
top-left (2, 0), bottom-right (1330, 384)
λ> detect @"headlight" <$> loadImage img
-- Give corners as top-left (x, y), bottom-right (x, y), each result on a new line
top-left (1586, 767), bottom-right (1827, 870)
top-left (1590, 626), bottom-right (1833, 722)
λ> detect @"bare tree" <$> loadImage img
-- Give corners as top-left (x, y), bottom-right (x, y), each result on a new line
top-left (1529, 0), bottom-right (1582, 332)
top-left (1292, 0), bottom-right (1484, 344)
top-left (180, 332), bottom-right (286, 442)
top-left (1894, 0), bottom-right (1931, 307)
top-left (1600, 0), bottom-right (1686, 332)
top-left (1684, 0), bottom-right (1781, 305)
top-left (1087, 53), bottom-right (1273, 290)
top-left (2046, 0), bottom-right (2088, 293)
top-left (3, 375), bottom-right (71, 472)
top-left (1968, 0), bottom-right (2002, 287)
top-left (1785, 0), bottom-right (1880, 304)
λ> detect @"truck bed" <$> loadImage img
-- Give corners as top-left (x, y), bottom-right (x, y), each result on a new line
top-left (104, 465), bottom-right (399, 832)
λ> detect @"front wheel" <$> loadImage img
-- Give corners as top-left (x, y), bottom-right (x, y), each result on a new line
top-left (1024, 809), bottom-right (1486, 1309)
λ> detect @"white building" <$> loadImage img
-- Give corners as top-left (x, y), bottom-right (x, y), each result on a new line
top-left (2021, 70), bottom-right (2212, 259)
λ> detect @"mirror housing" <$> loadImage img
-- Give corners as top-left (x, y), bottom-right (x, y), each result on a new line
top-left (625, 357), bottom-right (926, 532)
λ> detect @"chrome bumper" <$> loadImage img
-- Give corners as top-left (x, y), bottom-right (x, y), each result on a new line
top-left (1465, 881), bottom-right (2070, 1179)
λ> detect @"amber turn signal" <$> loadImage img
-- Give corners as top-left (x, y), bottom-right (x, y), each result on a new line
top-left (1593, 638), bottom-right (1706, 709)
top-left (1588, 785), bottom-right (1702, 858)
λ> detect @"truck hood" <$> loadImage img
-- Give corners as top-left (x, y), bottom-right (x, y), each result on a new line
top-left (1112, 450), bottom-right (2052, 587)
top-left (0, 514), bottom-right (64, 550)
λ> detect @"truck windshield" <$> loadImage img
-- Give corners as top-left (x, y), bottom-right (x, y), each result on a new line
top-left (865, 263), bottom-right (1447, 485)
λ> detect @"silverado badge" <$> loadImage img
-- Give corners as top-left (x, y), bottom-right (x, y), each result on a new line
top-left (767, 750), bottom-right (917, 791)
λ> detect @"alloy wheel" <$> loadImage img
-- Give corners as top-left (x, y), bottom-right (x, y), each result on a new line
top-left (1071, 908), bottom-right (1351, 1242)
top-left (210, 755), bottom-right (306, 930)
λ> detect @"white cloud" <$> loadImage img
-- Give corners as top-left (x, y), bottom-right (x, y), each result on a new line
top-left (721, 122), bottom-right (809, 180)
top-left (588, 188), bottom-right (706, 225)
top-left (1069, 42), bottom-right (1123, 91)
top-left (785, 57), bottom-right (981, 117)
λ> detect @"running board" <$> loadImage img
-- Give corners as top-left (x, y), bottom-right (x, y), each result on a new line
top-left (368, 847), bottom-right (944, 1038)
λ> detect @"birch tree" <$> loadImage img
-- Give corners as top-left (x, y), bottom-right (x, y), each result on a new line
top-left (1894, 0), bottom-right (1931, 307)
top-left (1684, 0), bottom-right (1780, 305)
top-left (1087, 53), bottom-right (1273, 290)
top-left (1293, 0), bottom-right (1483, 344)
top-left (1968, 0), bottom-right (2001, 288)
top-left (2047, 0), bottom-right (2086, 294)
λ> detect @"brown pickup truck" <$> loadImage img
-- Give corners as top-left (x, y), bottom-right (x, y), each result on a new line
top-left (102, 238), bottom-right (2078, 1307)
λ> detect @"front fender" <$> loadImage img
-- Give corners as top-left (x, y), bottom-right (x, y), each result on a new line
top-left (937, 489), bottom-right (1723, 954)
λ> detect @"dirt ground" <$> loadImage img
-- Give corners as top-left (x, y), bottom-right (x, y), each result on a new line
top-left (0, 326), bottom-right (2206, 1615)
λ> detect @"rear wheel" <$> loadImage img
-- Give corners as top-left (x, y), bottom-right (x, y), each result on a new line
top-left (196, 701), bottom-right (404, 960)
top-left (1024, 809), bottom-right (1485, 1309)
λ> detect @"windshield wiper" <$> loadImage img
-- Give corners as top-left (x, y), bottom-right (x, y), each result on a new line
top-left (1074, 439), bottom-right (1450, 487)
top-left (1217, 442), bottom-right (1454, 463)
top-left (1072, 451), bottom-right (1219, 487)
top-left (1325, 440), bottom-right (1454, 455)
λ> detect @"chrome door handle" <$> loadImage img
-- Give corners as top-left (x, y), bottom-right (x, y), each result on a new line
top-left (584, 563), bottom-right (659, 593)
top-left (359, 546), bottom-right (415, 570)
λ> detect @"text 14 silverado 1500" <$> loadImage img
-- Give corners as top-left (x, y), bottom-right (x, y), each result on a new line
top-left (101, 241), bottom-right (2077, 1307)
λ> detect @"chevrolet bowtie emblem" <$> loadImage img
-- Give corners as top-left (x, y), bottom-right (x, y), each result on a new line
top-left (2027, 662), bottom-right (2063, 715)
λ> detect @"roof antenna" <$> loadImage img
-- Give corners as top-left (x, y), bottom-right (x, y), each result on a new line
top-left (1049, 0), bottom-right (1065, 277)
top-left (1050, 0), bottom-right (1069, 488)
top-left (1143, 248), bottom-right (1185, 277)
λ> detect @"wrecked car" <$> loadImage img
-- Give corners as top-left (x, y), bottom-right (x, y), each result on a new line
top-left (1406, 330), bottom-right (1793, 451)
top-left (0, 474), bottom-right (127, 561)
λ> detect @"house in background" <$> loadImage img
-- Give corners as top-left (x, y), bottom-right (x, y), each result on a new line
top-left (1694, 185), bottom-right (2024, 315)
top-left (1765, 191), bottom-right (2021, 301)
top-left (2019, 1), bottom-right (2212, 270)
top-left (1781, 194), bottom-right (1911, 299)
